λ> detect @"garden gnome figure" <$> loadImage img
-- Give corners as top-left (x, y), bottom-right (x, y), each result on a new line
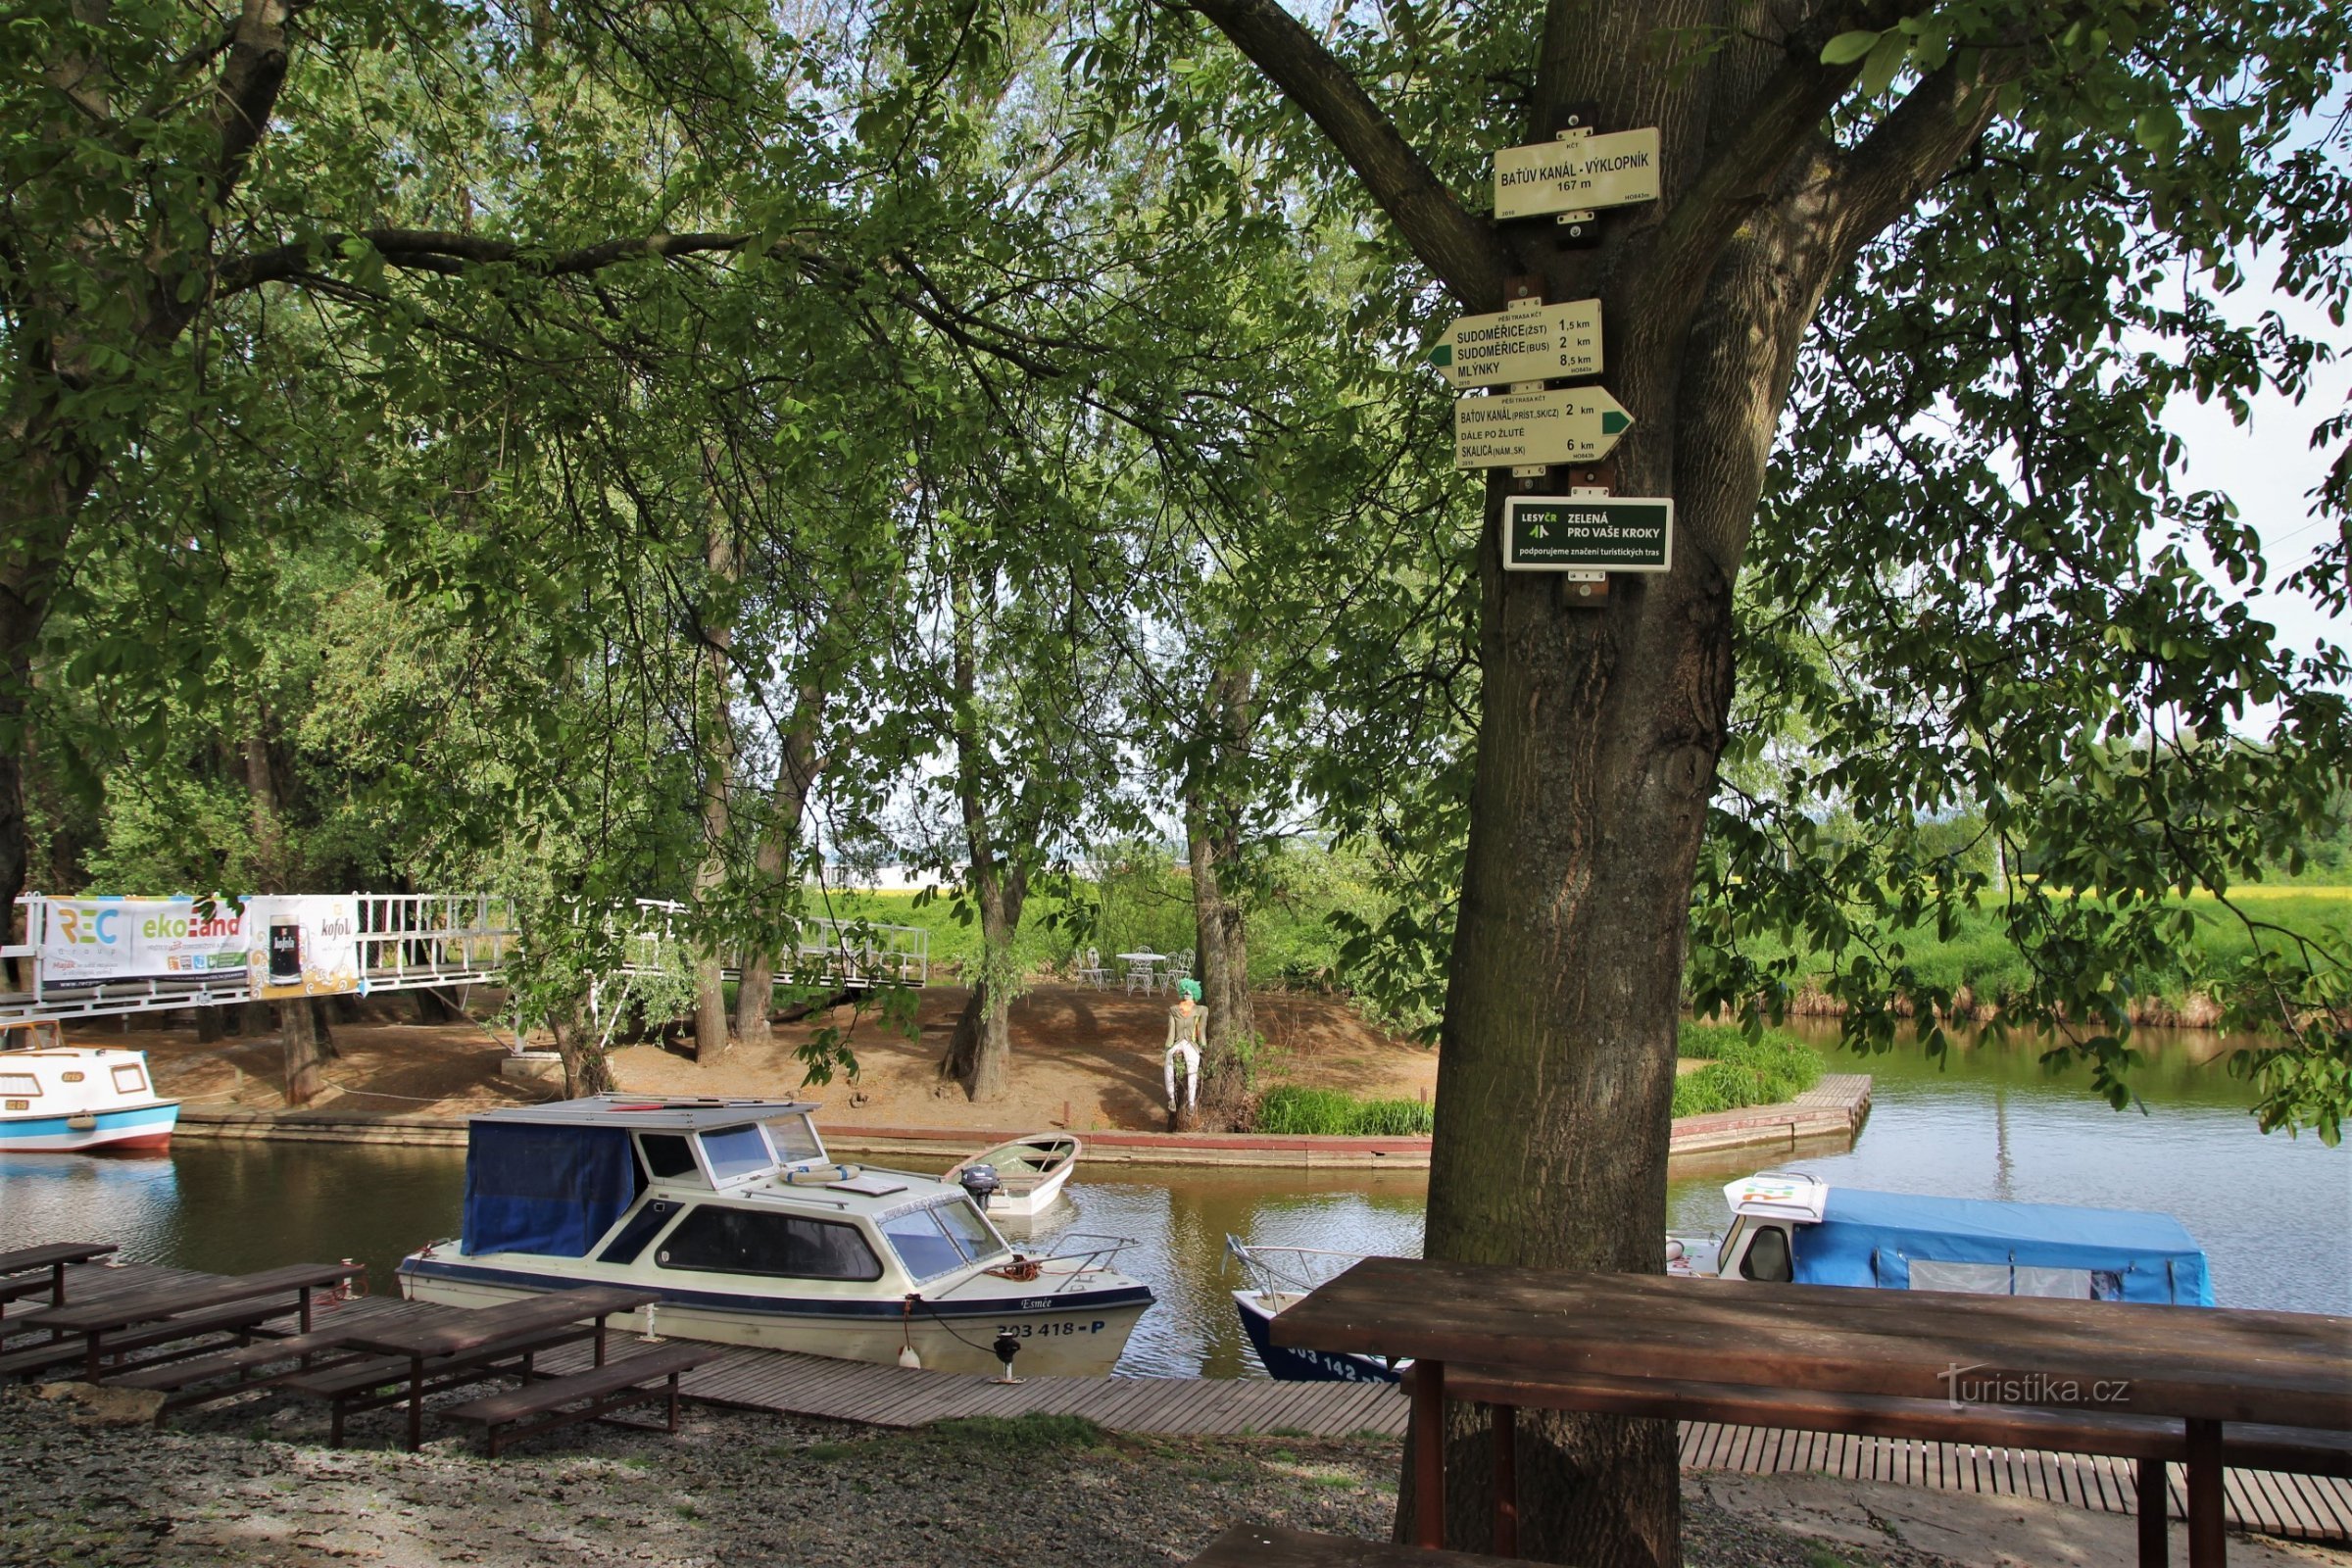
top-left (1164, 977), bottom-right (1205, 1118)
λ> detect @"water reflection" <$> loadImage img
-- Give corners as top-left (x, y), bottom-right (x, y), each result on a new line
top-left (1, 1021), bottom-right (2341, 1380)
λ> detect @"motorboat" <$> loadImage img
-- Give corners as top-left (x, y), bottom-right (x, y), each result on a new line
top-left (0, 1023), bottom-right (179, 1152)
top-left (1227, 1237), bottom-right (1404, 1383)
top-left (1234, 1170), bottom-right (2212, 1381)
top-left (946, 1132), bottom-right (1080, 1219)
top-left (1679, 1169), bottom-right (2213, 1302)
top-left (398, 1096), bottom-right (1153, 1376)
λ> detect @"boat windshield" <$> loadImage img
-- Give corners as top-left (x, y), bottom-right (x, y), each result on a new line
top-left (762, 1114), bottom-right (824, 1162)
top-left (699, 1125), bottom-right (776, 1185)
top-left (880, 1199), bottom-right (1008, 1283)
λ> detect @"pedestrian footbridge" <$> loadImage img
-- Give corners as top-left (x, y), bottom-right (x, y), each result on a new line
top-left (0, 892), bottom-right (925, 1027)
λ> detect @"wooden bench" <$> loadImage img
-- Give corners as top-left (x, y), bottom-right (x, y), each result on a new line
top-left (441, 1343), bottom-right (713, 1456)
top-left (283, 1325), bottom-right (589, 1447)
top-left (1419, 1363), bottom-right (2352, 1566)
top-left (0, 1298), bottom-right (299, 1384)
top-left (1188, 1522), bottom-right (1523, 1566)
top-left (106, 1322), bottom-right (386, 1411)
top-left (0, 1244), bottom-right (118, 1319)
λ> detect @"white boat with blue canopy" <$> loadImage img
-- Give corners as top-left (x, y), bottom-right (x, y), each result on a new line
top-left (1685, 1170), bottom-right (2214, 1303)
top-left (397, 1096), bottom-right (1153, 1376)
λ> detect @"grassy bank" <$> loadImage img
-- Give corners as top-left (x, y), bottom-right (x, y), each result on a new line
top-left (1673, 1023), bottom-right (1826, 1117)
top-left (807, 870), bottom-right (2350, 1025)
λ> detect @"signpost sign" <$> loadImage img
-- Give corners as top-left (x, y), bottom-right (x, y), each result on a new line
top-left (1454, 388), bottom-right (1633, 468)
top-left (1504, 495), bottom-right (1675, 572)
top-left (1428, 299), bottom-right (1601, 388)
top-left (1494, 128), bottom-right (1662, 220)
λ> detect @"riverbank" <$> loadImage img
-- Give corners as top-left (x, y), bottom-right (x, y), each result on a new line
top-left (5, 1385), bottom-right (2336, 1568)
top-left (170, 1074), bottom-right (1870, 1169)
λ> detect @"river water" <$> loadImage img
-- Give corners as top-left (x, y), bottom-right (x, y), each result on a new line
top-left (2, 1024), bottom-right (2343, 1377)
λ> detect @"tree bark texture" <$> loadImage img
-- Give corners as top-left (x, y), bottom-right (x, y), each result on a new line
top-left (733, 680), bottom-right (825, 1046)
top-left (1187, 666), bottom-right (1257, 1128)
top-left (1184, 3), bottom-right (2017, 1562)
top-left (937, 567), bottom-right (1034, 1102)
top-left (277, 998), bottom-right (322, 1105)
top-left (692, 524), bottom-right (739, 1062)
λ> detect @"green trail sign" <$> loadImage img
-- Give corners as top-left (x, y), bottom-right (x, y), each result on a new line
top-left (1504, 495), bottom-right (1675, 572)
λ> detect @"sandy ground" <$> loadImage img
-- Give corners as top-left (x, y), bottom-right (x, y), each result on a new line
top-left (67, 984), bottom-right (1440, 1131)
top-left (616, 984), bottom-right (1440, 1132)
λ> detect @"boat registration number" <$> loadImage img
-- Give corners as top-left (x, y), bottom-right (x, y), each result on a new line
top-left (994, 1319), bottom-right (1108, 1338)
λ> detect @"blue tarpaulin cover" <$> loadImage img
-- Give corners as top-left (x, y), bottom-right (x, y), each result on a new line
top-left (1793, 1188), bottom-right (2213, 1304)
top-left (463, 1122), bottom-right (636, 1259)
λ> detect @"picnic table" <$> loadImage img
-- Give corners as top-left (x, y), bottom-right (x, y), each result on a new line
top-left (1272, 1257), bottom-right (2352, 1568)
top-left (0, 1242), bottom-right (118, 1318)
top-left (12, 1260), bottom-right (366, 1383)
top-left (301, 1284), bottom-right (660, 1450)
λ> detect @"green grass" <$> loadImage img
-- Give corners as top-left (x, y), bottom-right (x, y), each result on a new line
top-left (1255, 1085), bottom-right (1435, 1136)
top-left (924, 1413), bottom-right (1106, 1453)
top-left (1672, 1022), bottom-right (1825, 1117)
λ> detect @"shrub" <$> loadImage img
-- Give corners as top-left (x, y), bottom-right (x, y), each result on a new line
top-left (1256, 1085), bottom-right (1435, 1136)
top-left (1673, 1022), bottom-right (1825, 1116)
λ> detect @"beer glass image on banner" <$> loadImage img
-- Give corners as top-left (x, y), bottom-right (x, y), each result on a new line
top-left (246, 895), bottom-right (363, 998)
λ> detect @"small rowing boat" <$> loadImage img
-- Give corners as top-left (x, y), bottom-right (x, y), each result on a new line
top-left (946, 1132), bottom-right (1080, 1219)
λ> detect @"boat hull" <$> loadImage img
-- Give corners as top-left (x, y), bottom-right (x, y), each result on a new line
top-left (0, 1101), bottom-right (177, 1153)
top-left (401, 1255), bottom-right (1151, 1378)
top-left (1233, 1290), bottom-right (1400, 1383)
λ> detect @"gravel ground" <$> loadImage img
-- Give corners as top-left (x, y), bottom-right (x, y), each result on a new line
top-left (0, 1384), bottom-right (1996, 1568)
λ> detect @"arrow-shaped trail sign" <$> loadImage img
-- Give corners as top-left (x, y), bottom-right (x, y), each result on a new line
top-left (1453, 387), bottom-right (1634, 468)
top-left (1427, 299), bottom-right (1602, 388)
top-left (1494, 128), bottom-right (1662, 220)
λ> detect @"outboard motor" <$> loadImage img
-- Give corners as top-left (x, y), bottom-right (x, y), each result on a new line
top-left (958, 1162), bottom-right (1002, 1208)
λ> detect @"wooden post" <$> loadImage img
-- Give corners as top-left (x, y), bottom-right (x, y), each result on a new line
top-left (1413, 1358), bottom-right (1446, 1548)
top-left (1492, 1401), bottom-right (1519, 1557)
top-left (2183, 1421), bottom-right (2224, 1568)
top-left (2135, 1454), bottom-right (2170, 1568)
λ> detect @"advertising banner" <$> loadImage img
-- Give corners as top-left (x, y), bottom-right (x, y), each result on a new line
top-left (38, 898), bottom-right (251, 987)
top-left (246, 895), bottom-right (363, 999)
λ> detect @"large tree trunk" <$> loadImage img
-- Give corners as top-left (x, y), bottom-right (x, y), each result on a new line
top-left (732, 684), bottom-right (824, 1046)
top-left (278, 998), bottom-right (324, 1105)
top-left (936, 566), bottom-right (1034, 1102)
top-left (692, 523), bottom-right (738, 1062)
top-left (1171, 6), bottom-right (2016, 1561)
top-left (551, 1006), bottom-right (616, 1098)
top-left (939, 870), bottom-right (1025, 1101)
top-left (1187, 666), bottom-right (1256, 1129)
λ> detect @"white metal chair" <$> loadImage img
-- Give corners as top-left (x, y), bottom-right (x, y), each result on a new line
top-left (1076, 948), bottom-right (1109, 989)
top-left (1123, 958), bottom-right (1156, 995)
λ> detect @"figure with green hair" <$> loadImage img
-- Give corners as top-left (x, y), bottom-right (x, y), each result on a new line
top-left (1164, 976), bottom-right (1205, 1114)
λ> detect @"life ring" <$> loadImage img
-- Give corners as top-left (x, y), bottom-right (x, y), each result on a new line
top-left (782, 1162), bottom-right (864, 1185)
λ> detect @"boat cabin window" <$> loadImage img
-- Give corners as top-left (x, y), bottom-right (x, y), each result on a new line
top-left (698, 1125), bottom-right (775, 1186)
top-left (111, 1064), bottom-right (146, 1094)
top-left (637, 1133), bottom-right (705, 1184)
top-left (880, 1199), bottom-right (1007, 1283)
top-left (1739, 1223), bottom-right (1793, 1283)
top-left (763, 1114), bottom-right (823, 1162)
top-left (0, 1073), bottom-right (39, 1097)
top-left (1909, 1261), bottom-right (2113, 1299)
top-left (656, 1205), bottom-right (882, 1281)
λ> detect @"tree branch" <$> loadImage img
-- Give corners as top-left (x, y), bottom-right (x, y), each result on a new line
top-left (1175, 0), bottom-right (1512, 309)
top-left (1824, 47), bottom-right (2028, 263)
top-left (214, 228), bottom-right (759, 295)
top-left (205, 0), bottom-right (303, 216)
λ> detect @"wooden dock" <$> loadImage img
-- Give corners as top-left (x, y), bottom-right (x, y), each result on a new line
top-left (11, 1263), bottom-right (2346, 1544)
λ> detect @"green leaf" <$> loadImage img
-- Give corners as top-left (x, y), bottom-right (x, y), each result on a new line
top-left (1821, 29), bottom-right (1883, 66)
top-left (1858, 30), bottom-right (1908, 97)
